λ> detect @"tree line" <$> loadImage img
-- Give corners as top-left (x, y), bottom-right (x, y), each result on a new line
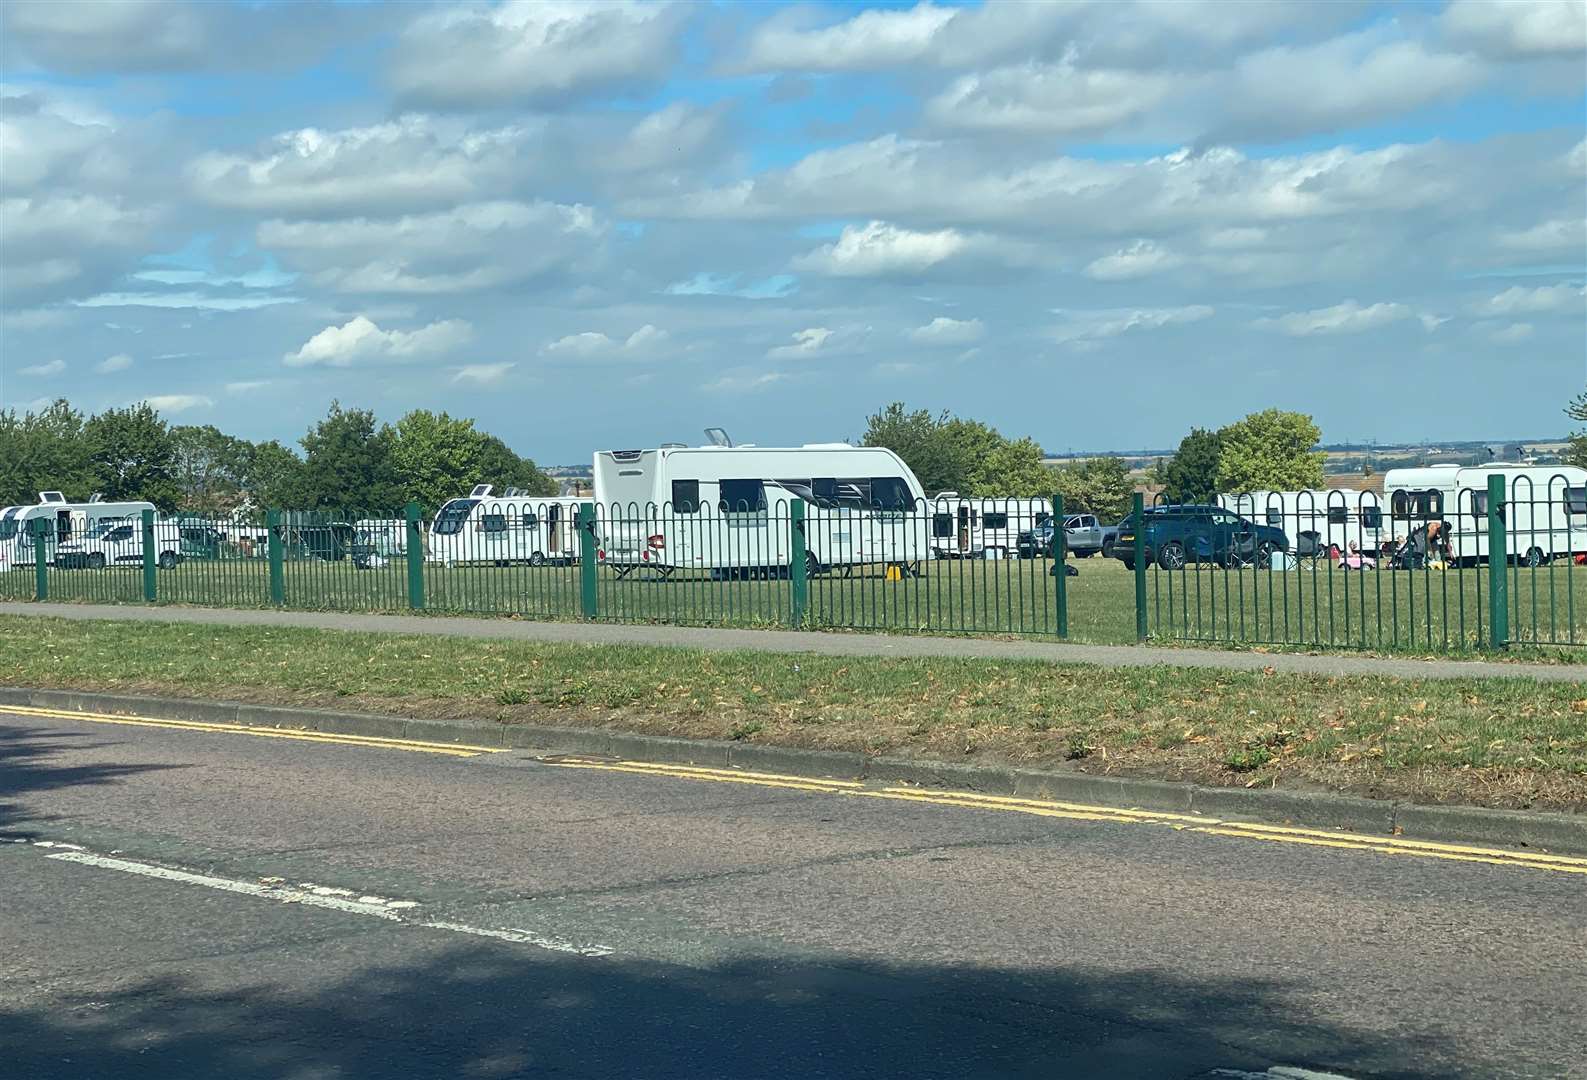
top-left (0, 400), bottom-right (556, 514)
top-left (864, 402), bottom-right (1329, 522)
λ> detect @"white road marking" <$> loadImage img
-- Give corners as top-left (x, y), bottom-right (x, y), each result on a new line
top-left (40, 849), bottom-right (614, 959)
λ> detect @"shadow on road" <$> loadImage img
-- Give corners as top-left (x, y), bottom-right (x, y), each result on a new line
top-left (0, 938), bottom-right (1448, 1080)
top-left (0, 724), bottom-right (181, 833)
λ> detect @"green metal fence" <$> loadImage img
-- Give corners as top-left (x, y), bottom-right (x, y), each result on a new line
top-left (3, 480), bottom-right (1582, 653)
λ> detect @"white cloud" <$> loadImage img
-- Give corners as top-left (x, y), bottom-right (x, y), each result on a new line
top-left (1496, 217), bottom-right (1587, 253)
top-left (792, 220), bottom-right (968, 277)
top-left (767, 327), bottom-right (835, 359)
top-left (284, 315), bottom-right (473, 367)
top-left (452, 362), bottom-right (516, 385)
top-left (1491, 322), bottom-right (1535, 344)
top-left (390, 1), bottom-right (684, 107)
top-left (1418, 313), bottom-right (1450, 333)
top-left (1261, 299), bottom-right (1414, 336)
top-left (743, 3), bottom-right (955, 71)
top-left (703, 370), bottom-right (789, 394)
top-left (94, 353), bottom-right (132, 373)
top-left (907, 316), bottom-right (984, 346)
top-left (140, 394), bottom-right (212, 414)
top-left (927, 60), bottom-right (1170, 135)
top-left (1052, 305), bottom-right (1215, 348)
top-left (1085, 240), bottom-right (1183, 282)
top-left (0, 308), bottom-right (71, 331)
top-left (1441, 0), bottom-right (1587, 58)
top-left (225, 380), bottom-right (272, 395)
top-left (17, 359), bottom-right (66, 376)
top-left (542, 324), bottom-right (668, 359)
top-left (1477, 283), bottom-right (1587, 316)
top-left (662, 272), bottom-right (796, 300)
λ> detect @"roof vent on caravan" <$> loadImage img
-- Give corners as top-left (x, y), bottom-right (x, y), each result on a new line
top-left (704, 427), bottom-right (733, 448)
top-left (470, 484), bottom-right (495, 497)
top-left (37, 491), bottom-right (65, 504)
top-left (660, 442), bottom-right (687, 449)
top-left (88, 493), bottom-right (104, 503)
top-left (610, 450), bottom-right (644, 462)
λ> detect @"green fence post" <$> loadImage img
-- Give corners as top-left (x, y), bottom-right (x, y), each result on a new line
top-left (405, 501), bottom-right (425, 611)
top-left (789, 499), bottom-right (808, 628)
top-left (1132, 493), bottom-right (1147, 642)
top-left (141, 508), bottom-right (157, 603)
top-left (1486, 473), bottom-right (1508, 650)
top-left (33, 518), bottom-right (49, 602)
top-left (1051, 493), bottom-right (1068, 638)
top-left (578, 502), bottom-right (598, 619)
top-left (267, 509), bottom-right (285, 607)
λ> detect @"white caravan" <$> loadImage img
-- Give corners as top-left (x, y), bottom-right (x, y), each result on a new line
top-left (1218, 490), bottom-right (1388, 559)
top-left (427, 486), bottom-right (582, 566)
top-left (928, 494), bottom-right (1050, 560)
top-left (593, 441), bottom-right (930, 577)
top-left (1383, 464), bottom-right (1587, 566)
top-left (0, 493), bottom-right (168, 569)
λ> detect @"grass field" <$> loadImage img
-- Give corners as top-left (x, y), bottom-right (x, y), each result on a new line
top-left (3, 551), bottom-right (1584, 653)
top-left (3, 614), bottom-right (1583, 810)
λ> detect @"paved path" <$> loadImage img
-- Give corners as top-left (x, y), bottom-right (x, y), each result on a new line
top-left (3, 705), bottom-right (1583, 1079)
top-left (4, 600), bottom-right (1585, 682)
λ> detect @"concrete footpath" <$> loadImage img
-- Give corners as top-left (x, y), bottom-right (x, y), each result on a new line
top-left (4, 601), bottom-right (1585, 682)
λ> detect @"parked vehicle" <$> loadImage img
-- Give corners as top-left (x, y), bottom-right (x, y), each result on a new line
top-left (53, 514), bottom-right (194, 570)
top-left (1382, 464), bottom-right (1587, 567)
top-left (1016, 514), bottom-right (1118, 558)
top-left (929, 495), bottom-right (1049, 560)
top-left (1217, 490), bottom-right (1388, 561)
top-left (593, 436), bottom-right (929, 578)
top-left (1110, 504), bottom-right (1290, 570)
top-left (0, 493), bottom-right (165, 569)
top-left (428, 486), bottom-right (582, 567)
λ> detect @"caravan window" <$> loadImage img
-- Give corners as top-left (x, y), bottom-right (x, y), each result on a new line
top-left (433, 500), bottom-right (477, 535)
top-left (1266, 509), bottom-right (1283, 527)
top-left (932, 513), bottom-right (954, 538)
top-left (1470, 492), bottom-right (1488, 517)
top-left (519, 510), bottom-right (539, 528)
top-left (671, 480), bottom-right (701, 513)
top-left (480, 514), bottom-right (508, 533)
top-left (718, 479), bottom-right (767, 514)
top-left (868, 476), bottom-right (917, 512)
top-left (1566, 487), bottom-right (1587, 516)
top-left (1363, 507), bottom-right (1382, 529)
top-left (1327, 506), bottom-right (1348, 525)
top-left (982, 512), bottom-right (1009, 530)
top-left (1392, 489), bottom-right (1442, 518)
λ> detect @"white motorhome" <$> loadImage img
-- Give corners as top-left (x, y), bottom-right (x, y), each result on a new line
top-left (0, 493), bottom-right (169, 569)
top-left (927, 494), bottom-right (1050, 560)
top-left (427, 486), bottom-right (582, 566)
top-left (1383, 464), bottom-right (1587, 566)
top-left (1217, 490), bottom-right (1388, 559)
top-left (592, 440), bottom-right (930, 577)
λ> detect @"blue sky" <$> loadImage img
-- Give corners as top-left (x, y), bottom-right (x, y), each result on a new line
top-left (1, 0), bottom-right (1583, 464)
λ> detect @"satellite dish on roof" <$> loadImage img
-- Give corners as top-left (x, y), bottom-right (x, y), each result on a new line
top-left (704, 427), bottom-right (733, 448)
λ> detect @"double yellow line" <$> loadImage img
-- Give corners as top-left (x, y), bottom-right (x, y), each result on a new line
top-left (546, 758), bottom-right (1587, 876)
top-left (7, 704), bottom-right (1585, 875)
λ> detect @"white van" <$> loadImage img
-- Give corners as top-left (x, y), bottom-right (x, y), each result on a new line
top-left (593, 442), bottom-right (930, 577)
top-left (1218, 490), bottom-right (1388, 559)
top-left (928, 495), bottom-right (1050, 560)
top-left (1383, 464), bottom-right (1587, 566)
top-left (0, 493), bottom-right (171, 569)
top-left (427, 486), bottom-right (582, 567)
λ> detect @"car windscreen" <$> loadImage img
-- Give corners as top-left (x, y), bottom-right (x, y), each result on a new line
top-left (432, 500), bottom-right (478, 535)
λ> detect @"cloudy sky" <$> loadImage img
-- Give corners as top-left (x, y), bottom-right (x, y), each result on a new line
top-left (1, 0), bottom-right (1583, 463)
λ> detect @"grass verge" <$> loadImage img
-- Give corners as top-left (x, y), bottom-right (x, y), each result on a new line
top-left (2, 614), bottom-right (1584, 811)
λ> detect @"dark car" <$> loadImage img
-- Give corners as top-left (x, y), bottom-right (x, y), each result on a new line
top-left (1109, 504), bottom-right (1289, 570)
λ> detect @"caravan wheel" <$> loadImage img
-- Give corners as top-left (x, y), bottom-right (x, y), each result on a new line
top-left (1523, 547), bottom-right (1547, 568)
top-left (529, 551), bottom-right (546, 567)
top-left (87, 553), bottom-right (107, 570)
top-left (158, 551), bottom-right (179, 570)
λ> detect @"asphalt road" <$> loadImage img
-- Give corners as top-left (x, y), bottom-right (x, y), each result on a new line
top-left (2, 708), bottom-right (1583, 1080)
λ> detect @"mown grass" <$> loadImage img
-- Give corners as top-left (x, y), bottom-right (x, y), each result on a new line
top-left (6, 552), bottom-right (1585, 657)
top-left (3, 614), bottom-right (1584, 811)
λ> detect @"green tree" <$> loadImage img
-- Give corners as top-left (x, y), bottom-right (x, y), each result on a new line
top-left (863, 402), bottom-right (1053, 496)
top-left (863, 403), bottom-right (965, 493)
top-left (171, 425), bottom-right (257, 513)
top-left (83, 403), bottom-right (179, 508)
top-left (976, 437), bottom-right (1054, 497)
top-left (0, 400), bottom-right (96, 505)
top-left (296, 402), bottom-right (401, 510)
top-left (474, 435), bottom-right (558, 498)
top-left (390, 410), bottom-right (486, 511)
top-left (1052, 457), bottom-right (1134, 521)
top-left (247, 440), bottom-right (305, 509)
top-left (1159, 428), bottom-right (1222, 504)
top-left (1215, 409), bottom-right (1325, 493)
top-left (1567, 389), bottom-right (1587, 470)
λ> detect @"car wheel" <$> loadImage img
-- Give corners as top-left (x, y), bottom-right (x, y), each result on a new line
top-left (529, 551), bottom-right (546, 567)
top-left (1158, 542), bottom-right (1185, 571)
top-left (1120, 559), bottom-right (1135, 571)
top-left (158, 551), bottom-right (179, 570)
top-left (88, 553), bottom-right (106, 570)
top-left (1523, 546), bottom-right (1546, 568)
top-left (806, 552), bottom-right (821, 577)
top-left (1256, 541), bottom-right (1277, 569)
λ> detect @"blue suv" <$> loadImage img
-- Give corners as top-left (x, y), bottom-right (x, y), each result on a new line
top-left (1109, 504), bottom-right (1289, 570)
